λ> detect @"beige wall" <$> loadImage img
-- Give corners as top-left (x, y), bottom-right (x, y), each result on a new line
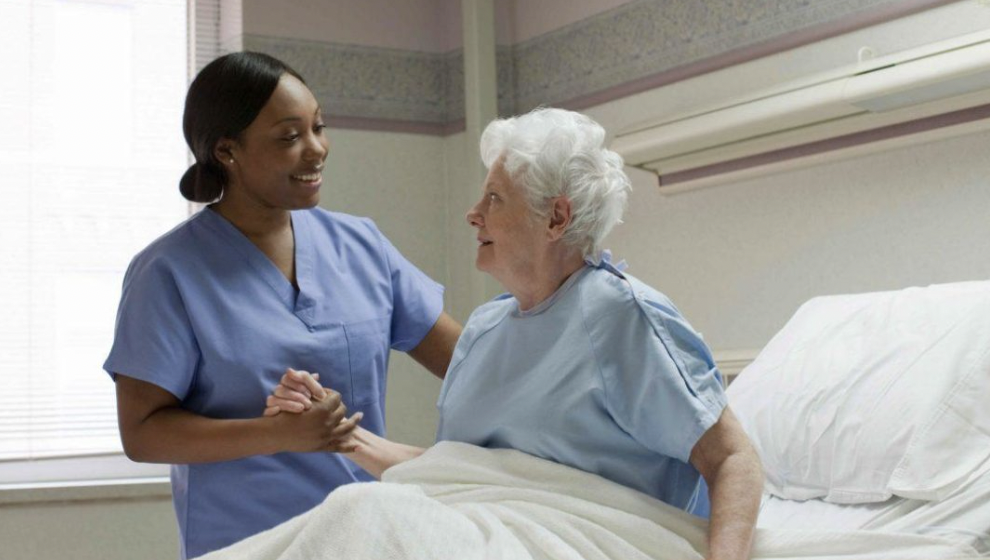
top-left (603, 130), bottom-right (990, 351)
top-left (0, 494), bottom-right (178, 560)
top-left (585, 1), bottom-right (990, 352)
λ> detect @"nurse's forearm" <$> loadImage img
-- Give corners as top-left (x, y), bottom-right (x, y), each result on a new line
top-left (343, 427), bottom-right (425, 479)
top-left (117, 373), bottom-right (354, 463)
top-left (122, 405), bottom-right (285, 464)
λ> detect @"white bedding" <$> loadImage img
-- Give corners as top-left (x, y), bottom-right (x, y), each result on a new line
top-left (727, 281), bottom-right (990, 503)
top-left (199, 442), bottom-right (980, 560)
top-left (759, 457), bottom-right (990, 555)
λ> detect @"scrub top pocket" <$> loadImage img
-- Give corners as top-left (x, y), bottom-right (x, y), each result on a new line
top-left (343, 316), bottom-right (390, 406)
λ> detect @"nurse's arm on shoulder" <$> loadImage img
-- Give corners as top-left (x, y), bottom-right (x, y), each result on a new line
top-left (689, 406), bottom-right (763, 560)
top-left (115, 373), bottom-right (359, 464)
top-left (407, 312), bottom-right (462, 379)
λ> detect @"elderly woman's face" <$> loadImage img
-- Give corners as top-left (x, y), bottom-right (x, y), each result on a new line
top-left (466, 160), bottom-right (543, 284)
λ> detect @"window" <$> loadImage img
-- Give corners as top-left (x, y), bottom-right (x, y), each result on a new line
top-left (0, 0), bottom-right (192, 483)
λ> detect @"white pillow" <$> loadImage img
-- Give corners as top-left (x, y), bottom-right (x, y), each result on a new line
top-left (727, 281), bottom-right (990, 504)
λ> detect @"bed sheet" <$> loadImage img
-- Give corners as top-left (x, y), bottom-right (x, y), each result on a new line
top-left (200, 442), bottom-right (977, 560)
top-left (758, 457), bottom-right (990, 555)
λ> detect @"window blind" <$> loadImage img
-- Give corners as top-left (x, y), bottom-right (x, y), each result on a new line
top-left (0, 0), bottom-right (193, 477)
top-left (191, 0), bottom-right (242, 76)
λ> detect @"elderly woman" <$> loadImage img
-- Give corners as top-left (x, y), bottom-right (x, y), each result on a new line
top-left (269, 108), bottom-right (763, 560)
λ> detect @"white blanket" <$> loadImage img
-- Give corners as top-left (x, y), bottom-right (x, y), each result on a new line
top-left (200, 442), bottom-right (979, 560)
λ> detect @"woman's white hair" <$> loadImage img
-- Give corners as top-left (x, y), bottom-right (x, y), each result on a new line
top-left (479, 107), bottom-right (631, 261)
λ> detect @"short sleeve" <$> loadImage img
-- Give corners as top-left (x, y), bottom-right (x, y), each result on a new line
top-left (588, 286), bottom-right (727, 463)
top-left (103, 254), bottom-right (200, 400)
top-left (376, 229), bottom-right (445, 352)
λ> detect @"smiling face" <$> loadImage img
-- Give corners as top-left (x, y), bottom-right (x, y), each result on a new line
top-left (466, 160), bottom-right (546, 287)
top-left (218, 74), bottom-right (329, 210)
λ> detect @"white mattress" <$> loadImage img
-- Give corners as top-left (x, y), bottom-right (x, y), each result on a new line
top-left (757, 458), bottom-right (990, 555)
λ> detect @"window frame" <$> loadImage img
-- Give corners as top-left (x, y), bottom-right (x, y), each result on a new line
top-left (0, 0), bottom-right (240, 487)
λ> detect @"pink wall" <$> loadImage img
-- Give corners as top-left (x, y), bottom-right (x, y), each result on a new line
top-left (243, 0), bottom-right (456, 52)
top-left (243, 0), bottom-right (636, 51)
top-left (500, 0), bottom-right (635, 43)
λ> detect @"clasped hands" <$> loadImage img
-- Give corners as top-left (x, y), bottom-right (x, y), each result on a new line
top-left (264, 368), bottom-right (362, 453)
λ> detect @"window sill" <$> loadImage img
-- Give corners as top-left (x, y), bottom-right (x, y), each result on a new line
top-left (0, 477), bottom-right (171, 506)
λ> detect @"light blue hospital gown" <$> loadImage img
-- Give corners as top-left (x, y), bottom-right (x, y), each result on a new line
top-left (436, 260), bottom-right (727, 517)
top-left (104, 207), bottom-right (443, 559)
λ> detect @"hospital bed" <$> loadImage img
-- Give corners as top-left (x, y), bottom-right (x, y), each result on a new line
top-left (201, 279), bottom-right (990, 560)
top-left (727, 280), bottom-right (990, 556)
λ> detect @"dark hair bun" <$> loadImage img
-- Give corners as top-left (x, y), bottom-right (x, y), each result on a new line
top-left (179, 162), bottom-right (223, 203)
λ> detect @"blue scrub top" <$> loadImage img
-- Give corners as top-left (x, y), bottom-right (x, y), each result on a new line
top-left (104, 207), bottom-right (443, 559)
top-left (436, 261), bottom-right (726, 516)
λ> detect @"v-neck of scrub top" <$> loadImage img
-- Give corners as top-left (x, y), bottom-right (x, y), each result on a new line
top-left (201, 207), bottom-right (318, 326)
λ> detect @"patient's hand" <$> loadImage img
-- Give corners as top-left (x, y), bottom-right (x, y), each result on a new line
top-left (264, 367), bottom-right (323, 414)
top-left (264, 368), bottom-right (363, 453)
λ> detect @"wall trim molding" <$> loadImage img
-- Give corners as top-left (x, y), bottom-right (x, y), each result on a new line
top-left (0, 477), bottom-right (171, 506)
top-left (714, 349), bottom-right (760, 382)
top-left (658, 102), bottom-right (990, 190)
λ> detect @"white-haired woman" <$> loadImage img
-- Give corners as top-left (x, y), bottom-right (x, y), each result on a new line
top-left (268, 108), bottom-right (763, 560)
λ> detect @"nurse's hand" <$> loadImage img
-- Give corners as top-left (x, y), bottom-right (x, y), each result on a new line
top-left (270, 388), bottom-right (364, 453)
top-left (264, 368), bottom-right (363, 453)
top-left (263, 367), bottom-right (325, 415)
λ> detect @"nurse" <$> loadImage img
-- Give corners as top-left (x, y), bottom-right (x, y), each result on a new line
top-left (104, 52), bottom-right (461, 559)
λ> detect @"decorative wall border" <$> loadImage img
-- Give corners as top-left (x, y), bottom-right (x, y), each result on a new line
top-left (243, 35), bottom-right (452, 126)
top-left (243, 35), bottom-right (516, 134)
top-left (515, 0), bottom-right (959, 113)
top-left (243, 0), bottom-right (960, 135)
